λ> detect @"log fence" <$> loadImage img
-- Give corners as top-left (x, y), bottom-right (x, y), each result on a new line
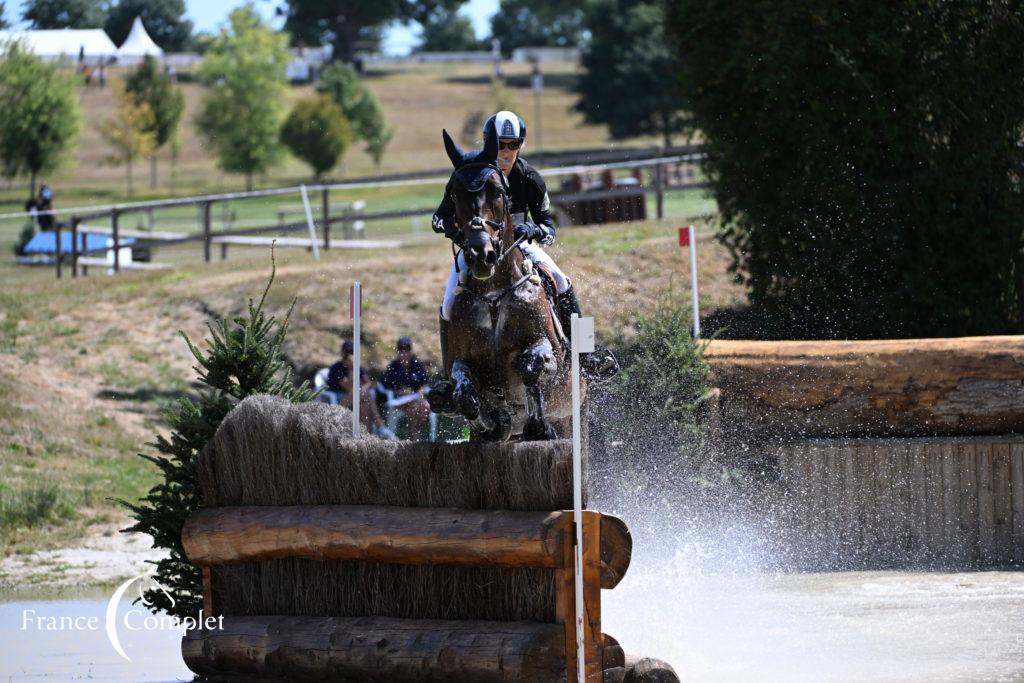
top-left (181, 504), bottom-right (634, 682)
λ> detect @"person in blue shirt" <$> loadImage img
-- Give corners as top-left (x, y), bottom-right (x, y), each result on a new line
top-left (381, 336), bottom-right (431, 437)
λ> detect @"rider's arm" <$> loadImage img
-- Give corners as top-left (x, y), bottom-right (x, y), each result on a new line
top-left (431, 194), bottom-right (462, 245)
top-left (525, 167), bottom-right (556, 246)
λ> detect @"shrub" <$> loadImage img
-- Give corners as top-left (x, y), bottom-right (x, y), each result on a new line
top-left (666, 2), bottom-right (1024, 338)
top-left (280, 95), bottom-right (351, 178)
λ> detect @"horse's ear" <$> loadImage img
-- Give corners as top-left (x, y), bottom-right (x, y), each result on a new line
top-left (442, 129), bottom-right (464, 168)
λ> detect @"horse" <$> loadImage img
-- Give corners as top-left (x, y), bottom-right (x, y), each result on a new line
top-left (429, 134), bottom-right (580, 441)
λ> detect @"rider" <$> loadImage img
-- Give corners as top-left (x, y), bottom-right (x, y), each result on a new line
top-left (432, 110), bottom-right (617, 378)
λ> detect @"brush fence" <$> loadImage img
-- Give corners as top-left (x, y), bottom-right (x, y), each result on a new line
top-left (776, 436), bottom-right (1024, 567)
top-left (177, 396), bottom-right (633, 682)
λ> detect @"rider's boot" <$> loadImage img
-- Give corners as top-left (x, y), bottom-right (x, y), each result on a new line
top-left (427, 310), bottom-right (459, 415)
top-left (555, 286), bottom-right (619, 381)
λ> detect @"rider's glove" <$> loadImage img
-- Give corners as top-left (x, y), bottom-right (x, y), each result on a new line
top-left (514, 222), bottom-right (545, 244)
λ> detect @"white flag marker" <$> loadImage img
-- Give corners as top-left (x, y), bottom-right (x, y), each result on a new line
top-left (678, 225), bottom-right (700, 338)
top-left (570, 313), bottom-right (594, 683)
top-left (350, 282), bottom-right (361, 437)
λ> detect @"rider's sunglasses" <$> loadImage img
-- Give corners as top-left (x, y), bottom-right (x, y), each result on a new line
top-left (498, 139), bottom-right (522, 151)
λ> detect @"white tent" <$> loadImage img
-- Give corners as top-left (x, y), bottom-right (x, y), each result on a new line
top-left (0, 28), bottom-right (117, 64)
top-left (116, 17), bottom-right (163, 65)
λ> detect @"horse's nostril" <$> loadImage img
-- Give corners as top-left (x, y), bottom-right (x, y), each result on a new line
top-left (485, 250), bottom-right (497, 265)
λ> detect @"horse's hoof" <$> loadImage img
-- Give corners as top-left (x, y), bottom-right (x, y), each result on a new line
top-left (582, 346), bottom-right (620, 383)
top-left (523, 418), bottom-right (557, 441)
top-left (426, 380), bottom-right (458, 416)
top-left (477, 409), bottom-right (512, 442)
top-left (452, 386), bottom-right (480, 421)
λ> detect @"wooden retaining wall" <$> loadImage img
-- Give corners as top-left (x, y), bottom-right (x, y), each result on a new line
top-left (776, 436), bottom-right (1024, 567)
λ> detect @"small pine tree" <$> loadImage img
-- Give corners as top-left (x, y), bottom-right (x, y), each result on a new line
top-left (280, 95), bottom-right (351, 179)
top-left (118, 259), bottom-right (314, 619)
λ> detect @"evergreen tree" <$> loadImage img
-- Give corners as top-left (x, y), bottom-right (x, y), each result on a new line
top-left (125, 55), bottom-right (185, 187)
top-left (0, 43), bottom-right (81, 196)
top-left (489, 0), bottom-right (584, 56)
top-left (196, 5), bottom-right (288, 191)
top-left (417, 6), bottom-right (481, 52)
top-left (118, 261), bottom-right (315, 619)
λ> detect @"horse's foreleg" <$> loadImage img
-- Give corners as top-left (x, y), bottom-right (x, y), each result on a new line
top-left (451, 358), bottom-right (500, 437)
top-left (518, 339), bottom-right (558, 441)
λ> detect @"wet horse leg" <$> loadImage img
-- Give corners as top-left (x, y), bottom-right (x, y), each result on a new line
top-left (518, 339), bottom-right (558, 441)
top-left (450, 358), bottom-right (498, 436)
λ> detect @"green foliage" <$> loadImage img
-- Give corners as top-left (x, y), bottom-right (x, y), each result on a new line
top-left (98, 85), bottom-right (156, 196)
top-left (417, 6), bottom-right (481, 52)
top-left (22, 0), bottom-right (105, 28)
top-left (316, 63), bottom-right (393, 167)
top-left (105, 0), bottom-right (193, 52)
top-left (280, 95), bottom-right (352, 178)
top-left (667, 1), bottom-right (1024, 339)
top-left (126, 56), bottom-right (185, 150)
top-left (489, 0), bottom-right (584, 55)
top-left (0, 480), bottom-right (74, 528)
top-left (574, 0), bottom-right (686, 146)
top-left (196, 5), bottom-right (288, 190)
top-left (0, 43), bottom-right (81, 191)
top-left (282, 0), bottom-right (464, 63)
top-left (119, 262), bottom-right (316, 620)
top-left (605, 294), bottom-right (711, 442)
top-left (0, 3), bottom-right (8, 30)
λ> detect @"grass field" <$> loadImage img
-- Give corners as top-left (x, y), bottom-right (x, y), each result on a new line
top-left (0, 59), bottom-right (727, 582)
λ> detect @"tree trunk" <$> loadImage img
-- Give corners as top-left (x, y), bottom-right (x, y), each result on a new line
top-left (29, 169), bottom-right (37, 198)
top-left (126, 161), bottom-right (133, 197)
top-left (245, 172), bottom-right (253, 192)
top-left (705, 336), bottom-right (1024, 438)
top-left (150, 155), bottom-right (157, 188)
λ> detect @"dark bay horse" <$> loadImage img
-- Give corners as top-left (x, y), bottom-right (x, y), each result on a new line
top-left (430, 136), bottom-right (578, 441)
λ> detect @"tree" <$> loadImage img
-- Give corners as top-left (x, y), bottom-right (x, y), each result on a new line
top-left (119, 263), bottom-right (315, 620)
top-left (667, 1), bottom-right (1024, 339)
top-left (105, 0), bottom-right (194, 52)
top-left (99, 85), bottom-right (156, 197)
top-left (489, 0), bottom-right (584, 56)
top-left (22, 0), bottom-right (105, 28)
top-left (125, 54), bottom-right (185, 187)
top-left (417, 6), bottom-right (481, 52)
top-left (0, 43), bottom-right (81, 196)
top-left (281, 0), bottom-right (464, 63)
top-left (0, 3), bottom-right (9, 30)
top-left (196, 5), bottom-right (288, 191)
top-left (574, 0), bottom-right (686, 146)
top-left (315, 62), bottom-right (393, 168)
top-left (280, 95), bottom-right (352, 178)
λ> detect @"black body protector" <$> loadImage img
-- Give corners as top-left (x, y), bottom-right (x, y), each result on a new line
top-left (432, 156), bottom-right (556, 247)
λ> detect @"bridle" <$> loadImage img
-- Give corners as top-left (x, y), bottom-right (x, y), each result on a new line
top-left (449, 164), bottom-right (526, 271)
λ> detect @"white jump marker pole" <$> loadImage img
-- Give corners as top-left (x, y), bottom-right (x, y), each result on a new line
top-left (679, 225), bottom-right (700, 338)
top-left (570, 313), bottom-right (594, 683)
top-left (300, 184), bottom-right (320, 260)
top-left (350, 282), bottom-right (361, 437)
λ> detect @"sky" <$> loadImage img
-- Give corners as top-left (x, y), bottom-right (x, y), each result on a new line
top-left (2, 0), bottom-right (501, 55)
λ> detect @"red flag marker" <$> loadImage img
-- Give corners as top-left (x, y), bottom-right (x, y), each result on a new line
top-left (678, 226), bottom-right (691, 247)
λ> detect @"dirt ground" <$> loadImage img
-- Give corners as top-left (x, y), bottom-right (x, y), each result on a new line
top-left (0, 217), bottom-right (745, 589)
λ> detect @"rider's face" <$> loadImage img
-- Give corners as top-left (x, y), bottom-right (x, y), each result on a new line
top-left (496, 139), bottom-right (521, 174)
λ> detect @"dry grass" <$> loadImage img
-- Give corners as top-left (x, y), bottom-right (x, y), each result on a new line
top-left (0, 60), bottom-right (640, 205)
top-left (0, 217), bottom-right (745, 561)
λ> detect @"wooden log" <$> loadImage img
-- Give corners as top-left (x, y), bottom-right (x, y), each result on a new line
top-left (183, 505), bottom-right (570, 569)
top-left (623, 655), bottom-right (681, 683)
top-left (181, 615), bottom-right (565, 683)
top-left (704, 336), bottom-right (1024, 437)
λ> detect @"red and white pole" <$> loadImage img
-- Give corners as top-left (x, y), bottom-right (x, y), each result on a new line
top-left (678, 225), bottom-right (700, 338)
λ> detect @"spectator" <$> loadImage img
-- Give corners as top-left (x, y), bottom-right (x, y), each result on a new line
top-left (37, 184), bottom-right (55, 232)
top-left (381, 336), bottom-right (431, 438)
top-left (326, 340), bottom-right (395, 439)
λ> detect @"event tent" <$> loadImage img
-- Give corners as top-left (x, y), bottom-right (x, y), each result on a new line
top-left (116, 17), bottom-right (163, 64)
top-left (0, 28), bottom-right (117, 64)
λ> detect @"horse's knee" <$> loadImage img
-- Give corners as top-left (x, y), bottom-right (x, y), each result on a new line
top-left (517, 343), bottom-right (555, 386)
